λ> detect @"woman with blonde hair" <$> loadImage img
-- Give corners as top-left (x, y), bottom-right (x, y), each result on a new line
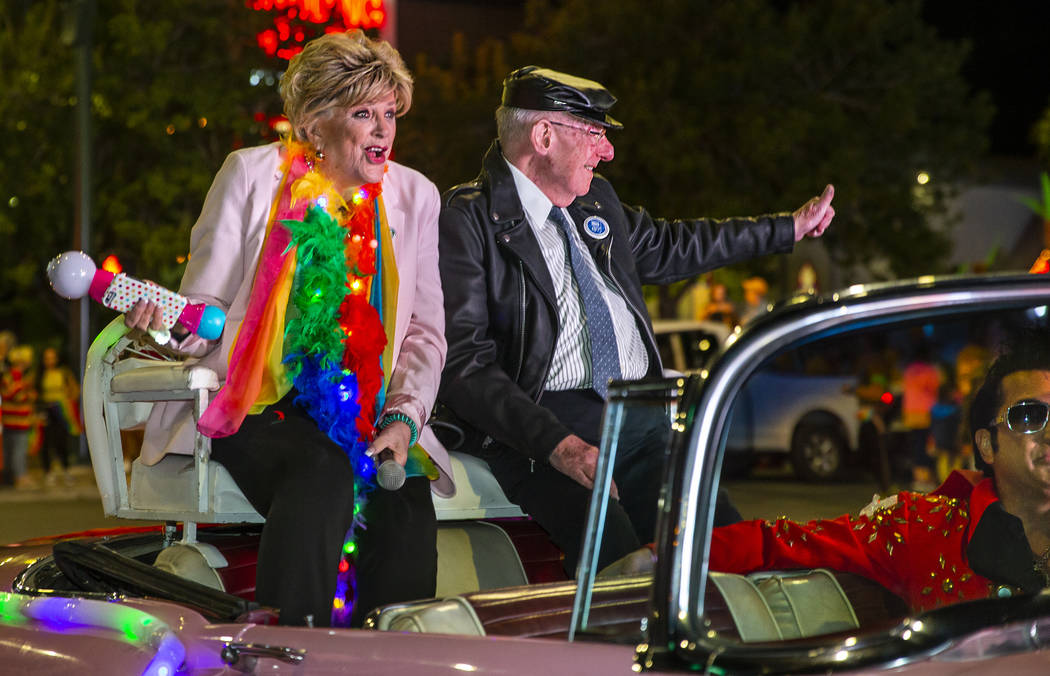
top-left (127, 30), bottom-right (449, 627)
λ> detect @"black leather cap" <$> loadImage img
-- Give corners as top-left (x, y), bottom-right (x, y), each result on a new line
top-left (501, 66), bottom-right (623, 129)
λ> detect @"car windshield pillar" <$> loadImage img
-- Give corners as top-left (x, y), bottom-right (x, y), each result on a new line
top-left (569, 377), bottom-right (687, 641)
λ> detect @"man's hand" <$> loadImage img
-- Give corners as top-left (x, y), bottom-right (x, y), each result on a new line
top-left (792, 184), bottom-right (835, 242)
top-left (366, 421), bottom-right (412, 467)
top-left (549, 434), bottom-right (619, 499)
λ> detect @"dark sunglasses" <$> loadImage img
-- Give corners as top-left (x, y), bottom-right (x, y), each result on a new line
top-left (993, 400), bottom-right (1050, 434)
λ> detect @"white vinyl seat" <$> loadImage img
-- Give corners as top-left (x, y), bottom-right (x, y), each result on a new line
top-left (432, 453), bottom-right (524, 520)
top-left (83, 317), bottom-right (265, 529)
top-left (710, 569), bottom-right (859, 641)
top-left (373, 569), bottom-right (860, 639)
top-left (85, 316), bottom-right (524, 523)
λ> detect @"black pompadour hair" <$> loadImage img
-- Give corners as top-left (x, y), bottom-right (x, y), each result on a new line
top-left (969, 328), bottom-right (1050, 477)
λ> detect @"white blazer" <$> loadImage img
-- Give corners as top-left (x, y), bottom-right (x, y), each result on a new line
top-left (141, 142), bottom-right (454, 497)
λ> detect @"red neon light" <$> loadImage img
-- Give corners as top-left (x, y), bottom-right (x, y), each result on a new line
top-left (100, 255), bottom-right (123, 275)
top-left (257, 29), bottom-right (279, 56)
top-left (251, 0), bottom-right (386, 60)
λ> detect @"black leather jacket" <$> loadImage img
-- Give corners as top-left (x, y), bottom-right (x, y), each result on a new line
top-left (437, 140), bottom-right (795, 462)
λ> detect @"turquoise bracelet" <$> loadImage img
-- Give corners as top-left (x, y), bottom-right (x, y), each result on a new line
top-left (379, 412), bottom-right (418, 447)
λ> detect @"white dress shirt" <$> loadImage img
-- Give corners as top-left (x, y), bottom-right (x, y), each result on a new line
top-left (504, 158), bottom-right (648, 391)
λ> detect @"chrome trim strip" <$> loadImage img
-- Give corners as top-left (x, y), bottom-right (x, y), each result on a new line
top-left (221, 642), bottom-right (306, 669)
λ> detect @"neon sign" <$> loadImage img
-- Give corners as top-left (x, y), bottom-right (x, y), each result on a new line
top-left (250, 0), bottom-right (387, 60)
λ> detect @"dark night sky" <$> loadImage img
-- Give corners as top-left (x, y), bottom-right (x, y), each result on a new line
top-left (922, 0), bottom-right (1050, 157)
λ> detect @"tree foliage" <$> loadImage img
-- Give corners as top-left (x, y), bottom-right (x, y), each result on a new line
top-left (1, 0), bottom-right (993, 342)
top-left (1, 0), bottom-right (278, 344)
top-left (1, 0), bottom-right (77, 341)
top-left (398, 0), bottom-right (992, 292)
top-left (395, 33), bottom-right (509, 192)
top-left (1034, 104), bottom-right (1050, 167)
top-left (92, 1), bottom-right (278, 283)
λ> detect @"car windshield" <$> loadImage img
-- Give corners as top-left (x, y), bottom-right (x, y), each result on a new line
top-left (643, 277), bottom-right (1050, 672)
top-left (720, 309), bottom-right (1023, 525)
top-left (570, 377), bottom-right (684, 639)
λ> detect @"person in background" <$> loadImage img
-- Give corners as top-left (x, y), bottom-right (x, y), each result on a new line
top-left (930, 376), bottom-right (962, 481)
top-left (0, 331), bottom-right (13, 481)
top-left (2, 345), bottom-right (38, 490)
top-left (701, 282), bottom-right (738, 329)
top-left (738, 276), bottom-right (770, 325)
top-left (952, 333), bottom-right (993, 472)
top-left (900, 342), bottom-right (942, 491)
top-left (128, 29), bottom-right (448, 627)
top-left (0, 331), bottom-right (14, 374)
top-left (854, 336), bottom-right (901, 490)
top-left (37, 347), bottom-right (80, 486)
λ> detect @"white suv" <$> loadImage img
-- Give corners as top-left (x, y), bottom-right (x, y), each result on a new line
top-left (653, 319), bottom-right (860, 480)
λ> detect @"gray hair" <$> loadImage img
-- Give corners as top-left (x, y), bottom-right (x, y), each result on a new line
top-left (280, 30), bottom-right (413, 143)
top-left (495, 105), bottom-right (549, 155)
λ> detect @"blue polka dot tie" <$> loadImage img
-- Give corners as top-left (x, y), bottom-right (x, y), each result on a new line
top-left (549, 206), bottom-right (622, 397)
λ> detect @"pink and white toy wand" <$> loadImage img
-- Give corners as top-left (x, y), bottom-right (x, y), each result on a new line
top-left (46, 250), bottom-right (225, 341)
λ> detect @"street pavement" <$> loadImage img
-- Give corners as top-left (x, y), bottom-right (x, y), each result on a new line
top-left (0, 463), bottom-right (100, 503)
top-left (726, 474), bottom-right (883, 523)
top-left (0, 464), bottom-right (161, 544)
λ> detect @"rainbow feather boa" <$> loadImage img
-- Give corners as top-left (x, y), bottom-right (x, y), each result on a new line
top-left (280, 160), bottom-right (391, 626)
top-left (281, 197), bottom-right (385, 520)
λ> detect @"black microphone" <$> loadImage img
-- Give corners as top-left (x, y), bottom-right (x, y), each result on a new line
top-left (375, 449), bottom-right (406, 491)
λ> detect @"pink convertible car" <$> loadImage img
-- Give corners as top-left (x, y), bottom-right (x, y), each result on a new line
top-left (3, 274), bottom-right (1050, 674)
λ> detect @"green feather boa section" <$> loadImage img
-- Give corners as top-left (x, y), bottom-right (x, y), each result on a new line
top-left (281, 204), bottom-right (351, 380)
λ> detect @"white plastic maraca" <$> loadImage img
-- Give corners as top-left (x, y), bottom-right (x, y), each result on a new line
top-left (47, 251), bottom-right (97, 299)
top-left (46, 251), bottom-right (225, 341)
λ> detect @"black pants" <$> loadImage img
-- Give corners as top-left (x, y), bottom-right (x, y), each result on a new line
top-left (41, 404), bottom-right (71, 472)
top-left (479, 389), bottom-right (740, 575)
top-left (482, 390), bottom-right (661, 575)
top-left (211, 389), bottom-right (437, 627)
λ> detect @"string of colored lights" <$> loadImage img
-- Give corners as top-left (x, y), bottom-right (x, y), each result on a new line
top-left (0, 592), bottom-right (185, 675)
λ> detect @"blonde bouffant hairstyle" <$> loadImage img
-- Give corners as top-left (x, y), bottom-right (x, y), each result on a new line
top-left (280, 30), bottom-right (413, 144)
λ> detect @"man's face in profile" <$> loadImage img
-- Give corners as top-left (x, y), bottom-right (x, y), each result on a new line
top-left (537, 115), bottom-right (615, 206)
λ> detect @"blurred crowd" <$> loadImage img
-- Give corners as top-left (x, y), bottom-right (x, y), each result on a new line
top-left (0, 330), bottom-right (82, 491)
top-left (693, 275), bottom-right (773, 330)
top-left (686, 274), bottom-right (999, 491)
top-left (853, 326), bottom-right (994, 491)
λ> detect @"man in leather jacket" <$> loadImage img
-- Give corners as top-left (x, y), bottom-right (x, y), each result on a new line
top-left (437, 66), bottom-right (835, 573)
